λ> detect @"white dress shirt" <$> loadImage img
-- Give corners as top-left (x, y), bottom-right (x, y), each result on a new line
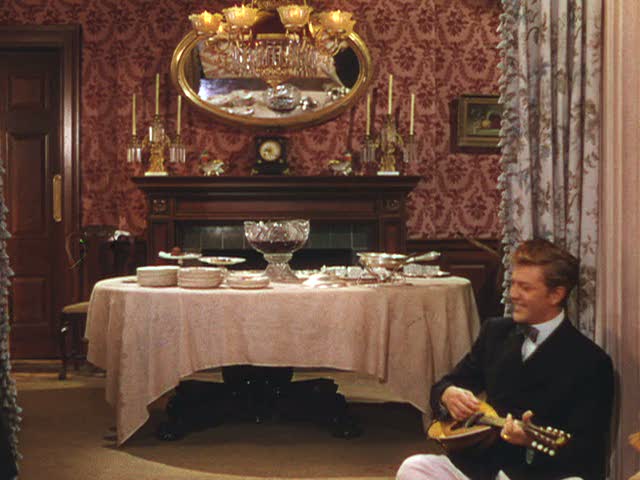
top-left (521, 311), bottom-right (564, 360)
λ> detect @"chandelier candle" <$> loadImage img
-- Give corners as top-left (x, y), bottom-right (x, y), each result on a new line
top-left (388, 74), bottom-right (393, 115)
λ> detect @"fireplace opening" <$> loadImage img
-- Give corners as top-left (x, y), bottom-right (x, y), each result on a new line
top-left (177, 221), bottom-right (376, 269)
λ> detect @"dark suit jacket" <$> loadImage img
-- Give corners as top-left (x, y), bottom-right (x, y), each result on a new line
top-left (431, 317), bottom-right (613, 480)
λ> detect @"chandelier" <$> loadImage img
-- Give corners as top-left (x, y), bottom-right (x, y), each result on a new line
top-left (188, 1), bottom-right (356, 88)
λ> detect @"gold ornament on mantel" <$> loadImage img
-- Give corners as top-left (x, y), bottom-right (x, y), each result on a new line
top-left (127, 74), bottom-right (186, 176)
top-left (199, 150), bottom-right (226, 176)
top-left (327, 151), bottom-right (353, 176)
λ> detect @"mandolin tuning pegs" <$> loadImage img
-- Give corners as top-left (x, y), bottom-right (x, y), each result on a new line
top-left (531, 441), bottom-right (538, 448)
top-left (536, 444), bottom-right (544, 451)
top-left (549, 450), bottom-right (556, 456)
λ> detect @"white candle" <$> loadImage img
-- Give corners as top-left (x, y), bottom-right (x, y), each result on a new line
top-left (366, 93), bottom-right (371, 136)
top-left (177, 95), bottom-right (182, 134)
top-left (409, 93), bottom-right (415, 135)
top-left (132, 93), bottom-right (136, 136)
top-left (387, 74), bottom-right (393, 115)
top-left (155, 73), bottom-right (160, 115)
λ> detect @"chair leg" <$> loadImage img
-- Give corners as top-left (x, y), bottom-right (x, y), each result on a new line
top-left (71, 314), bottom-right (79, 371)
top-left (59, 316), bottom-right (69, 380)
top-left (70, 313), bottom-right (87, 371)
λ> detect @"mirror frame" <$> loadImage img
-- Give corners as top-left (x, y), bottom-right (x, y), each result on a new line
top-left (170, 30), bottom-right (373, 130)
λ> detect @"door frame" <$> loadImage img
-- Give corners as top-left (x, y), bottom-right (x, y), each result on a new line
top-left (0, 25), bottom-right (81, 309)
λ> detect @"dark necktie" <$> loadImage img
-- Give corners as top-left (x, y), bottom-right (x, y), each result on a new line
top-left (516, 324), bottom-right (539, 342)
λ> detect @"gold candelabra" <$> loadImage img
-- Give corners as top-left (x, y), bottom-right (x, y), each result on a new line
top-left (376, 113), bottom-right (404, 175)
top-left (127, 74), bottom-right (186, 176)
top-left (361, 76), bottom-right (418, 175)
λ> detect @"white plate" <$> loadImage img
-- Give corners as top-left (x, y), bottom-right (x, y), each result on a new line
top-left (158, 251), bottom-right (202, 261)
top-left (199, 256), bottom-right (246, 267)
top-left (226, 273), bottom-right (270, 289)
top-left (138, 278), bottom-right (178, 287)
top-left (178, 282), bottom-right (223, 289)
top-left (136, 266), bottom-right (179, 286)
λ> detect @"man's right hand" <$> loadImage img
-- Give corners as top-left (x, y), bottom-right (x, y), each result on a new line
top-left (441, 386), bottom-right (480, 420)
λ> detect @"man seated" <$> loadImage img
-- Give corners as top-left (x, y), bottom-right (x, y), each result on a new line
top-left (397, 239), bottom-right (614, 480)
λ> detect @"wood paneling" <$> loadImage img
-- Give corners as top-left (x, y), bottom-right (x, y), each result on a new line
top-left (8, 134), bottom-right (46, 235)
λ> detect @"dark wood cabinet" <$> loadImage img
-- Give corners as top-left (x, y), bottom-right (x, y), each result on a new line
top-left (133, 176), bottom-right (421, 265)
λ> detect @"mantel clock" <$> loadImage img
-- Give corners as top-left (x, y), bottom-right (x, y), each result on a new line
top-left (252, 136), bottom-right (289, 175)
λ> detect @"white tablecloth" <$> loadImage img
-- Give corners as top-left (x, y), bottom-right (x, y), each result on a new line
top-left (86, 276), bottom-right (480, 445)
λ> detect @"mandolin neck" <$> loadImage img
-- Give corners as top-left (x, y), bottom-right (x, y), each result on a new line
top-left (478, 415), bottom-right (509, 429)
top-left (477, 415), bottom-right (537, 438)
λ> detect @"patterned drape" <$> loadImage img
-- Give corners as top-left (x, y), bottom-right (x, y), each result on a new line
top-left (498, 0), bottom-right (602, 338)
top-left (0, 167), bottom-right (20, 472)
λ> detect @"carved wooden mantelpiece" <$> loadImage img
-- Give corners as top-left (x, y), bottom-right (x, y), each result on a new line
top-left (133, 175), bottom-right (421, 265)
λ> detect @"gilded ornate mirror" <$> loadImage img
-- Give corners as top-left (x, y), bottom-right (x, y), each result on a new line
top-left (170, 26), bottom-right (373, 130)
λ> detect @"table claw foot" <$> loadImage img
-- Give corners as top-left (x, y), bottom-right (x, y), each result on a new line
top-left (156, 420), bottom-right (187, 441)
top-left (329, 414), bottom-right (363, 439)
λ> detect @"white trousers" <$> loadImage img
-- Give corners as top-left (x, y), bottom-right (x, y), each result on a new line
top-left (395, 454), bottom-right (583, 480)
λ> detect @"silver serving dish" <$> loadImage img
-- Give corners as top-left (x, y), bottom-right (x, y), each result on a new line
top-left (357, 251), bottom-right (440, 271)
top-left (302, 272), bottom-right (347, 289)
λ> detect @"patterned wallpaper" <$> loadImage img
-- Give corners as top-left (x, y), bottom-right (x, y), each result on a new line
top-left (0, 0), bottom-right (502, 239)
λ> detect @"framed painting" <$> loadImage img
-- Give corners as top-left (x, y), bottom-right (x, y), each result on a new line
top-left (451, 95), bottom-right (502, 153)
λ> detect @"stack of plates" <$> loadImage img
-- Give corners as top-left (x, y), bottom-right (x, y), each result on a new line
top-left (136, 266), bottom-right (179, 287)
top-left (226, 272), bottom-right (270, 289)
top-left (178, 267), bottom-right (225, 289)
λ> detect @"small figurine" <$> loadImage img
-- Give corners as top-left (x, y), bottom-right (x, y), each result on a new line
top-left (199, 150), bottom-right (225, 176)
top-left (328, 151), bottom-right (353, 176)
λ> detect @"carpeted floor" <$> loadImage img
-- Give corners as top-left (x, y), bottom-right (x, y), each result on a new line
top-left (13, 363), bottom-right (441, 480)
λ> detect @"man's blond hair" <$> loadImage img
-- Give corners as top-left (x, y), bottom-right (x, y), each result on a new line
top-left (512, 239), bottom-right (579, 306)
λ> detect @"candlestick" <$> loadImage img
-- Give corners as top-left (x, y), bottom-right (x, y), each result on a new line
top-left (177, 95), bottom-right (182, 134)
top-left (387, 74), bottom-right (393, 115)
top-left (409, 93), bottom-right (415, 135)
top-left (365, 93), bottom-right (371, 136)
top-left (132, 93), bottom-right (136, 136)
top-left (155, 73), bottom-right (160, 115)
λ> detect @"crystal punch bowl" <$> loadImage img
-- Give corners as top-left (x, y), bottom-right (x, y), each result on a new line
top-left (244, 219), bottom-right (310, 283)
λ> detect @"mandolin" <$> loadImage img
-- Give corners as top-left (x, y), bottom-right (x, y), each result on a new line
top-left (428, 401), bottom-right (571, 457)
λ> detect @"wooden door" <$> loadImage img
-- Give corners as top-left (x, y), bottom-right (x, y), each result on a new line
top-left (0, 50), bottom-right (64, 358)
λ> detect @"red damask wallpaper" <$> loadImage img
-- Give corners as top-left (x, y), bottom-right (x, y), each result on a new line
top-left (0, 0), bottom-right (502, 239)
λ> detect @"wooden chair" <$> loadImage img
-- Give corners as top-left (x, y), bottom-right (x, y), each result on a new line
top-left (58, 301), bottom-right (90, 379)
top-left (58, 229), bottom-right (136, 380)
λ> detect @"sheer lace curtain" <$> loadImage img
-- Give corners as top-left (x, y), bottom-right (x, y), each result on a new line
top-left (598, 2), bottom-right (640, 479)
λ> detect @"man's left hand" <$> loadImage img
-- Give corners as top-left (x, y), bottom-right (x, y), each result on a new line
top-left (500, 411), bottom-right (534, 447)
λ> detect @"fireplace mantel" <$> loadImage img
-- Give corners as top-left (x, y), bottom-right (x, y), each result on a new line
top-left (133, 175), bottom-right (421, 265)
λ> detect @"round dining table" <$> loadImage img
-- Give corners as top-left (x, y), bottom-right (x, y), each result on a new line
top-left (85, 274), bottom-right (480, 445)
